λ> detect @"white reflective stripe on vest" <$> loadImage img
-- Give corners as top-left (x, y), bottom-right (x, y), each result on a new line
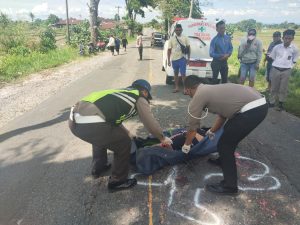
top-left (69, 107), bottom-right (105, 123)
top-left (74, 113), bottom-right (105, 123)
top-left (240, 97), bottom-right (266, 113)
top-left (115, 92), bottom-right (136, 103)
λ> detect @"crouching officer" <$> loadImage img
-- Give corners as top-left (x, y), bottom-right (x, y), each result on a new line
top-left (68, 79), bottom-right (172, 192)
top-left (182, 75), bottom-right (268, 195)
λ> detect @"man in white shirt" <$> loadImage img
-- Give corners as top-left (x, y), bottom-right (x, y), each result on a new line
top-left (269, 29), bottom-right (299, 111)
top-left (167, 24), bottom-right (190, 94)
top-left (107, 35), bottom-right (115, 56)
top-left (136, 32), bottom-right (143, 60)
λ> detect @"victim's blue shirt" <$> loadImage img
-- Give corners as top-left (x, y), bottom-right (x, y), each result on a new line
top-left (209, 34), bottom-right (233, 60)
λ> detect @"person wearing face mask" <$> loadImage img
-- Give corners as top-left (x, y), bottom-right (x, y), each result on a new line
top-left (238, 29), bottom-right (263, 87)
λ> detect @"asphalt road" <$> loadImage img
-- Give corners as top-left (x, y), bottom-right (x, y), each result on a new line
top-left (0, 35), bottom-right (300, 225)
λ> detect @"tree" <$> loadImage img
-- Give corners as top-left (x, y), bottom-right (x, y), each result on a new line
top-left (236, 19), bottom-right (257, 32)
top-left (29, 12), bottom-right (35, 22)
top-left (155, 0), bottom-right (203, 32)
top-left (114, 14), bottom-right (120, 21)
top-left (46, 14), bottom-right (59, 25)
top-left (0, 12), bottom-right (10, 28)
top-left (88, 0), bottom-right (100, 44)
top-left (125, 0), bottom-right (156, 21)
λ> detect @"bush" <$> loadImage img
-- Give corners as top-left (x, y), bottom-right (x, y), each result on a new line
top-left (39, 28), bottom-right (56, 53)
top-left (8, 46), bottom-right (31, 56)
top-left (69, 20), bottom-right (91, 47)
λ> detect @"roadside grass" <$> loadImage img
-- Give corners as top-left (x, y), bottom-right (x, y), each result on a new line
top-left (0, 47), bottom-right (79, 83)
top-left (228, 46), bottom-right (300, 117)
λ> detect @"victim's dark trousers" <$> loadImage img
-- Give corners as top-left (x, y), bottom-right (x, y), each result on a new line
top-left (211, 59), bottom-right (228, 84)
top-left (138, 46), bottom-right (143, 60)
top-left (69, 120), bottom-right (131, 181)
top-left (217, 104), bottom-right (268, 188)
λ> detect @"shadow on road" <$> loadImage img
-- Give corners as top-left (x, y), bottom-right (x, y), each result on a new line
top-left (0, 108), bottom-right (70, 143)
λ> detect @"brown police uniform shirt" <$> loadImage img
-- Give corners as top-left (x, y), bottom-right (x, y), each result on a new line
top-left (74, 97), bottom-right (164, 139)
top-left (188, 83), bottom-right (262, 131)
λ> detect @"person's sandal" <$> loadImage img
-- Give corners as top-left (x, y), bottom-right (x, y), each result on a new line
top-left (108, 178), bottom-right (137, 193)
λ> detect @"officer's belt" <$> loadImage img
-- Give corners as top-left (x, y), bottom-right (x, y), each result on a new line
top-left (69, 106), bottom-right (105, 124)
top-left (240, 97), bottom-right (266, 113)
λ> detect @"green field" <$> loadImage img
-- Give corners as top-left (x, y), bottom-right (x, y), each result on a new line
top-left (228, 29), bottom-right (300, 116)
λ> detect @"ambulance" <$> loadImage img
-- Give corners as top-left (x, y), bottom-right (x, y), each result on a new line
top-left (162, 18), bottom-right (219, 84)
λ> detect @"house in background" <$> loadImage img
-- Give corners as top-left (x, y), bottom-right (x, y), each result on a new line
top-left (53, 18), bottom-right (82, 28)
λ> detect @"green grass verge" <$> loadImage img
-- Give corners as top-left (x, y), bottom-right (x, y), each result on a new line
top-left (0, 47), bottom-right (79, 82)
top-left (228, 49), bottom-right (300, 117)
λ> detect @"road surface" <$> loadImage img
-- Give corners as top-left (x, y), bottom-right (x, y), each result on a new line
top-left (0, 33), bottom-right (300, 225)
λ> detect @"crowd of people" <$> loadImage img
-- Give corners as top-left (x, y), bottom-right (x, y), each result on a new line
top-left (68, 22), bottom-right (298, 194)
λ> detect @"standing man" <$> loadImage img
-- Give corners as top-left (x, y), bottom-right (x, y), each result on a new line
top-left (264, 31), bottom-right (282, 91)
top-left (209, 20), bottom-right (233, 84)
top-left (136, 32), bottom-right (143, 60)
top-left (167, 24), bottom-right (190, 94)
top-left (238, 29), bottom-right (263, 87)
top-left (269, 29), bottom-right (299, 111)
top-left (115, 36), bottom-right (121, 55)
top-left (68, 79), bottom-right (173, 192)
top-left (182, 75), bottom-right (268, 195)
top-left (107, 35), bottom-right (115, 56)
top-left (122, 36), bottom-right (128, 52)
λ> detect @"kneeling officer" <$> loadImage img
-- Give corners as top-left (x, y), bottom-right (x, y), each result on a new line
top-left (68, 79), bottom-right (172, 192)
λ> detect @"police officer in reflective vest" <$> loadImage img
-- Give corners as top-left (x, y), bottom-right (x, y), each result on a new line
top-left (68, 79), bottom-right (172, 192)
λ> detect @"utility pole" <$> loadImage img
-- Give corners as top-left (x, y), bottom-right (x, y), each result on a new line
top-left (65, 0), bottom-right (70, 44)
top-left (189, 0), bottom-right (193, 18)
top-left (115, 6), bottom-right (121, 21)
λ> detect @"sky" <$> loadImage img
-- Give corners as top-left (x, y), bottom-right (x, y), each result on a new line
top-left (0, 0), bottom-right (299, 24)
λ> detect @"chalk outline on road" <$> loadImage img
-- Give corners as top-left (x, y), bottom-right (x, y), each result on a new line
top-left (131, 154), bottom-right (281, 225)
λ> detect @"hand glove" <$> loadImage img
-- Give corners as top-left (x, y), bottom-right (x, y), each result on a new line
top-left (182, 144), bottom-right (191, 154)
top-left (206, 129), bottom-right (215, 140)
top-left (161, 137), bottom-right (173, 146)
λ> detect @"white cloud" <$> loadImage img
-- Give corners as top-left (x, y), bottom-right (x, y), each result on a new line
top-left (288, 3), bottom-right (298, 7)
top-left (32, 2), bottom-right (48, 14)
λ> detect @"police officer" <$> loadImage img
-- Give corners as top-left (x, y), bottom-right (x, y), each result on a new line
top-left (182, 75), bottom-right (268, 195)
top-left (68, 79), bottom-right (172, 192)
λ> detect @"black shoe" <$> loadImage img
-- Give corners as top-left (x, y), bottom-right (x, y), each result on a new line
top-left (278, 102), bottom-right (284, 111)
top-left (268, 102), bottom-right (275, 108)
top-left (207, 157), bottom-right (221, 167)
top-left (91, 164), bottom-right (111, 178)
top-left (108, 178), bottom-right (137, 193)
top-left (206, 182), bottom-right (238, 195)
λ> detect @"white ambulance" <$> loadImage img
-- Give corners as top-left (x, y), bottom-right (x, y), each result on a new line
top-left (162, 18), bottom-right (218, 84)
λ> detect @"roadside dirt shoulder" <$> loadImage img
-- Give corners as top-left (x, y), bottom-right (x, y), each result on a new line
top-left (0, 52), bottom-right (112, 129)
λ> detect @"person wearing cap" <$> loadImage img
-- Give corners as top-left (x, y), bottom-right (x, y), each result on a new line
top-left (238, 29), bottom-right (263, 87)
top-left (264, 31), bottom-right (282, 91)
top-left (209, 20), bottom-right (233, 84)
top-left (68, 79), bottom-right (173, 192)
top-left (181, 75), bottom-right (268, 195)
top-left (269, 29), bottom-right (299, 111)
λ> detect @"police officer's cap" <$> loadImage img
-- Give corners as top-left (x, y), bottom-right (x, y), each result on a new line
top-left (132, 79), bottom-right (152, 100)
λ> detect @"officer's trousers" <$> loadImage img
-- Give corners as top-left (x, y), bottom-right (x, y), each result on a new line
top-left (217, 103), bottom-right (268, 188)
top-left (69, 120), bottom-right (131, 182)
